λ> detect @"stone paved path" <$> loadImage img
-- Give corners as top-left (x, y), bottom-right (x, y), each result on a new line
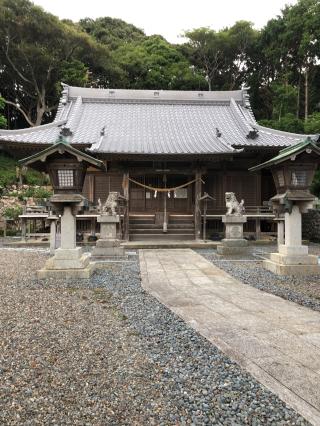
top-left (139, 249), bottom-right (320, 425)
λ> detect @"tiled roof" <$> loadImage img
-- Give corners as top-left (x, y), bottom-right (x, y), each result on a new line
top-left (250, 137), bottom-right (320, 171)
top-left (0, 85), bottom-right (315, 154)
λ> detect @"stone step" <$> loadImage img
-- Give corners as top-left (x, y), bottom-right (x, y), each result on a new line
top-left (129, 219), bottom-right (155, 225)
top-left (129, 233), bottom-right (194, 241)
top-left (130, 228), bottom-right (194, 235)
top-left (129, 223), bottom-right (194, 229)
top-left (169, 219), bottom-right (194, 224)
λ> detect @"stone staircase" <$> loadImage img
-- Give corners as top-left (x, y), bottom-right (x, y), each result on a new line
top-left (129, 214), bottom-right (195, 241)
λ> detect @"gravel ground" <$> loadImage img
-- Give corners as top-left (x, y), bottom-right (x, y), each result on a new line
top-left (0, 248), bottom-right (309, 425)
top-left (197, 243), bottom-right (320, 312)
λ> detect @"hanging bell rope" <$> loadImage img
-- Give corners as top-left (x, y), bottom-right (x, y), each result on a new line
top-left (128, 177), bottom-right (205, 192)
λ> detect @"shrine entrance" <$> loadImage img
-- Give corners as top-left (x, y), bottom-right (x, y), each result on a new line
top-left (128, 174), bottom-right (197, 240)
top-left (129, 174), bottom-right (194, 214)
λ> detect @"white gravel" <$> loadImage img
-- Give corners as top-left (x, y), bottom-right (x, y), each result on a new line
top-left (197, 244), bottom-right (320, 312)
top-left (0, 247), bottom-right (309, 425)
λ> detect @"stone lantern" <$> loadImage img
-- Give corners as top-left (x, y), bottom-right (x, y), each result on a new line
top-left (250, 137), bottom-right (320, 275)
top-left (19, 139), bottom-right (105, 278)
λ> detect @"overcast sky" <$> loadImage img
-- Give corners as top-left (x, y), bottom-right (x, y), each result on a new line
top-left (32, 0), bottom-right (296, 43)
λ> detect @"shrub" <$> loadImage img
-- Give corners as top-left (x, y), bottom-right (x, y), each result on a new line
top-left (3, 205), bottom-right (23, 220)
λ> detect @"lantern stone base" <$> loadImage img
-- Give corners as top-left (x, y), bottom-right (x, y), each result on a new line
top-left (217, 215), bottom-right (248, 255)
top-left (37, 247), bottom-right (94, 279)
top-left (263, 244), bottom-right (320, 276)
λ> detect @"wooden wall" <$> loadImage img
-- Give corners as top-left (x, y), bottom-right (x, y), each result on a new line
top-left (204, 171), bottom-right (261, 212)
top-left (83, 168), bottom-right (268, 213)
top-left (82, 172), bottom-right (123, 204)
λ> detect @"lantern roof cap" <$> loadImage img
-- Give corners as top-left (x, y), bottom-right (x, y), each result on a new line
top-left (19, 140), bottom-right (105, 171)
top-left (249, 137), bottom-right (320, 172)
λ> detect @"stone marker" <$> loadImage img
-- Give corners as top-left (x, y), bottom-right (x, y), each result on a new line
top-left (217, 192), bottom-right (248, 255)
top-left (92, 192), bottom-right (125, 258)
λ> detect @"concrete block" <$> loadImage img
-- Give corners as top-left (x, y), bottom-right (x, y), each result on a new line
top-left (92, 235), bottom-right (125, 256)
top-left (220, 239), bottom-right (248, 247)
top-left (270, 252), bottom-right (319, 265)
top-left (222, 215), bottom-right (247, 224)
top-left (97, 215), bottom-right (120, 223)
top-left (44, 252), bottom-right (91, 270)
top-left (95, 239), bottom-right (121, 248)
top-left (217, 246), bottom-right (249, 255)
top-left (92, 246), bottom-right (125, 257)
top-left (37, 262), bottom-right (94, 279)
top-left (53, 247), bottom-right (83, 260)
top-left (263, 259), bottom-right (320, 276)
top-left (279, 245), bottom-right (309, 256)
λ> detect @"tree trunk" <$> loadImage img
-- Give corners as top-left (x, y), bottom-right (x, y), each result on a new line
top-left (296, 72), bottom-right (301, 119)
top-left (35, 102), bottom-right (46, 126)
top-left (304, 67), bottom-right (309, 122)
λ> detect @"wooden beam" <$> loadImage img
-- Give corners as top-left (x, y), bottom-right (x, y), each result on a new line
top-left (123, 171), bottom-right (130, 240)
top-left (194, 169), bottom-right (202, 240)
top-left (88, 174), bottom-right (95, 203)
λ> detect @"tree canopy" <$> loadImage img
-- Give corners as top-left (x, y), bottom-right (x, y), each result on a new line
top-left (1, 0), bottom-right (320, 135)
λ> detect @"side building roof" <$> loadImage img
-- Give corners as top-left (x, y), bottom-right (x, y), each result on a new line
top-left (0, 84), bottom-right (316, 155)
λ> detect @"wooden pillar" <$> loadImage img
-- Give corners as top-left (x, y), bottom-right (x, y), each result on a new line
top-left (88, 174), bottom-right (95, 203)
top-left (90, 217), bottom-right (96, 236)
top-left (255, 218), bottom-right (261, 241)
top-left (123, 171), bottom-right (130, 240)
top-left (21, 217), bottom-right (27, 242)
top-left (49, 219), bottom-right (57, 255)
top-left (194, 169), bottom-right (202, 240)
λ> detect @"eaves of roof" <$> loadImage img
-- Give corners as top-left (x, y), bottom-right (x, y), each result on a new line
top-left (249, 138), bottom-right (320, 171)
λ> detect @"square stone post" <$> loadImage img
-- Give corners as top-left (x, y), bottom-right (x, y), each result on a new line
top-left (60, 206), bottom-right (76, 249)
top-left (264, 205), bottom-right (320, 275)
top-left (277, 219), bottom-right (285, 247)
top-left (47, 215), bottom-right (59, 255)
top-left (92, 214), bottom-right (124, 257)
top-left (217, 215), bottom-right (248, 255)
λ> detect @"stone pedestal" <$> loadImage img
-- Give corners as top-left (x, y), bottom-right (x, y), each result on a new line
top-left (276, 218), bottom-right (285, 247)
top-left (217, 215), bottom-right (248, 255)
top-left (92, 215), bottom-right (125, 257)
top-left (38, 206), bottom-right (93, 279)
top-left (47, 215), bottom-right (59, 255)
top-left (264, 206), bottom-right (320, 275)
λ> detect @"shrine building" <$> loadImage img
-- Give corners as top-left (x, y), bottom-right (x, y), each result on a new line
top-left (0, 84), bottom-right (315, 241)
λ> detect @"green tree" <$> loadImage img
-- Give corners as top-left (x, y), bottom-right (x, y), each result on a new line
top-left (0, 96), bottom-right (7, 128)
top-left (257, 0), bottom-right (320, 120)
top-left (271, 82), bottom-right (298, 121)
top-left (112, 35), bottom-right (206, 90)
top-left (79, 17), bottom-right (146, 49)
top-left (0, 0), bottom-right (112, 127)
top-left (184, 27), bottom-right (231, 91)
top-left (259, 114), bottom-right (305, 133)
top-left (311, 169), bottom-right (320, 197)
top-left (304, 112), bottom-right (320, 134)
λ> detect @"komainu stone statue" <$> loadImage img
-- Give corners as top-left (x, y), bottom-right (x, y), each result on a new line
top-left (98, 192), bottom-right (120, 216)
top-left (225, 192), bottom-right (245, 216)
